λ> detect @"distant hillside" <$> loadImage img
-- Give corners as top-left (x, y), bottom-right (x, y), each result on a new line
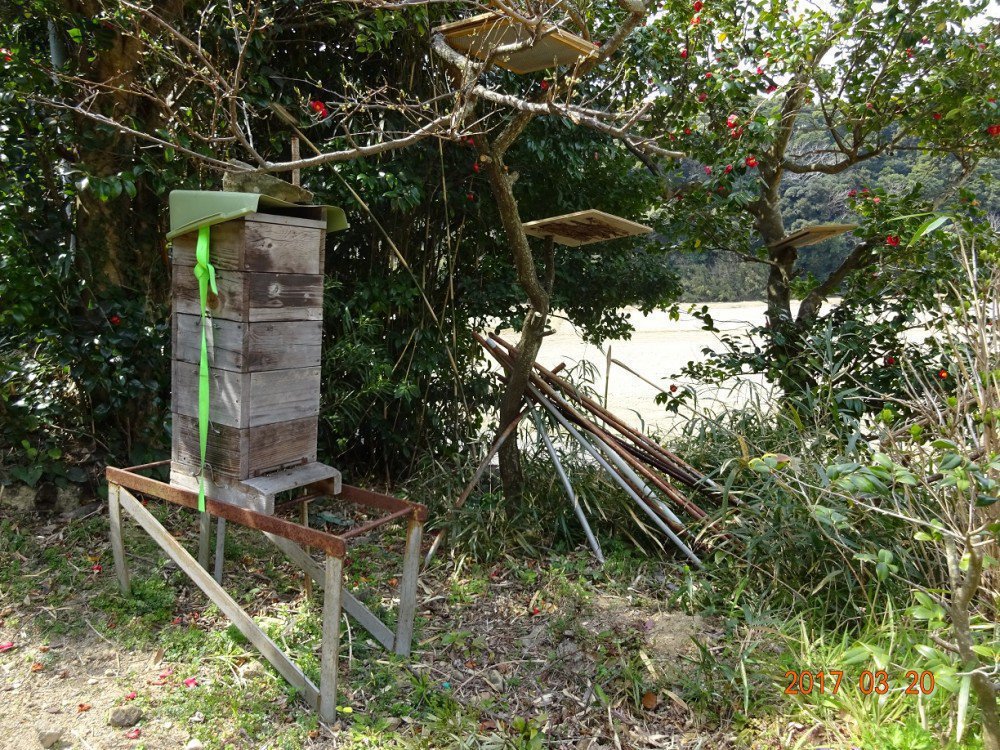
top-left (669, 113), bottom-right (1000, 302)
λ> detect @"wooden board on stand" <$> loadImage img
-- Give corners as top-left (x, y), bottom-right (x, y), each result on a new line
top-left (434, 12), bottom-right (598, 74)
top-left (522, 209), bottom-right (653, 247)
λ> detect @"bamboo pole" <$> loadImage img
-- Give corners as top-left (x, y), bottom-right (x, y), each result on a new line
top-left (530, 408), bottom-right (605, 564)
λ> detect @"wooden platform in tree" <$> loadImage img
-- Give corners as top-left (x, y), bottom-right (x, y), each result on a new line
top-left (522, 209), bottom-right (653, 247)
top-left (769, 223), bottom-right (857, 249)
top-left (434, 12), bottom-right (598, 74)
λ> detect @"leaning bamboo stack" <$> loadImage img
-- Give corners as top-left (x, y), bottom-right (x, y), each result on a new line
top-left (473, 332), bottom-right (724, 566)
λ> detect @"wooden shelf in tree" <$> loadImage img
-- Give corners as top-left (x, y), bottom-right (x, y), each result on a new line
top-left (769, 223), bottom-right (857, 250)
top-left (434, 12), bottom-right (598, 75)
top-left (522, 209), bottom-right (653, 247)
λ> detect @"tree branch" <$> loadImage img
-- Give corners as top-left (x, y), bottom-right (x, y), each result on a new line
top-left (795, 237), bottom-right (874, 324)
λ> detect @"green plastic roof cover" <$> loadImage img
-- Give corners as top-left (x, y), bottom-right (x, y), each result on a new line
top-left (167, 190), bottom-right (348, 240)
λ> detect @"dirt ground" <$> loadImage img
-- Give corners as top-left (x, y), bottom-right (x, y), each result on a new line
top-left (0, 505), bottom-right (734, 750)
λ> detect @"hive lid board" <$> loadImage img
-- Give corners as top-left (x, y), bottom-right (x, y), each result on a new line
top-left (167, 190), bottom-right (348, 240)
top-left (434, 12), bottom-right (598, 74)
top-left (522, 209), bottom-right (653, 247)
top-left (769, 223), bottom-right (858, 249)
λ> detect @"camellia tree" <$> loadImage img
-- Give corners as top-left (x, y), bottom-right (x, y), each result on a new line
top-left (626, 0), bottom-right (1000, 392)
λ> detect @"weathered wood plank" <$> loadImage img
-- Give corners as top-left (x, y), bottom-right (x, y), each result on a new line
top-left (198, 511), bottom-right (211, 571)
top-left (173, 267), bottom-right (322, 322)
top-left (245, 221), bottom-right (324, 275)
top-left (116, 488), bottom-right (320, 709)
top-left (246, 273), bottom-right (323, 322)
top-left (171, 221), bottom-right (245, 270)
top-left (173, 314), bottom-right (246, 371)
top-left (172, 412), bottom-right (246, 476)
top-left (172, 265), bottom-right (248, 321)
top-left (319, 555), bottom-right (343, 723)
top-left (108, 483), bottom-right (131, 596)
top-left (171, 364), bottom-right (319, 428)
top-left (173, 315), bottom-right (321, 372)
top-left (171, 361), bottom-right (245, 427)
top-left (169, 465), bottom-right (272, 514)
top-left (214, 517), bottom-right (226, 584)
top-left (245, 210), bottom-right (327, 229)
top-left (394, 518), bottom-right (423, 657)
top-left (247, 367), bottom-right (321, 426)
top-left (172, 414), bottom-right (319, 480)
top-left (245, 320), bottom-right (322, 370)
top-left (242, 462), bottom-right (340, 496)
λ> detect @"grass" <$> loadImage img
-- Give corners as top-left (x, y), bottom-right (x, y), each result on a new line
top-left (0, 499), bottom-right (734, 749)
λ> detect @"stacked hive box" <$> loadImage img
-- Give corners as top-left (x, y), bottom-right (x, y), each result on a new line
top-left (169, 200), bottom-right (337, 513)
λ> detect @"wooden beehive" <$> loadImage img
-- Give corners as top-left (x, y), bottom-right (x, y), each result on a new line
top-left (167, 195), bottom-right (345, 513)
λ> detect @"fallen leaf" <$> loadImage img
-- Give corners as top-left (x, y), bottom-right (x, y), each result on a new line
top-left (77, 703), bottom-right (92, 712)
top-left (642, 691), bottom-right (659, 710)
top-left (479, 719), bottom-right (498, 731)
top-left (124, 728), bottom-right (141, 740)
top-left (30, 662), bottom-right (44, 672)
top-left (38, 645), bottom-right (50, 653)
top-left (159, 669), bottom-right (174, 678)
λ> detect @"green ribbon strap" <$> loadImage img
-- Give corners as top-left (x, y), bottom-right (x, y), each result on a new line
top-left (193, 225), bottom-right (218, 512)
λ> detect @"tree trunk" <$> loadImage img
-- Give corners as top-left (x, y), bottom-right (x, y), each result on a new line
top-left (481, 146), bottom-right (551, 503)
top-left (61, 1), bottom-right (174, 302)
top-left (496, 311), bottom-right (547, 501)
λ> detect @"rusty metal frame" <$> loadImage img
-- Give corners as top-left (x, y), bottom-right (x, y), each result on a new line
top-left (105, 460), bottom-right (427, 723)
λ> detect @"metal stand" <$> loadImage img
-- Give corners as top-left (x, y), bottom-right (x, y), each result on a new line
top-left (106, 460), bottom-right (427, 723)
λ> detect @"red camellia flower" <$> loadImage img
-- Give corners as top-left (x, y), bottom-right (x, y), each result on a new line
top-left (724, 164), bottom-right (733, 174)
top-left (932, 112), bottom-right (942, 120)
top-left (938, 369), bottom-right (949, 380)
top-left (884, 355), bottom-right (896, 366)
top-left (693, 0), bottom-right (704, 10)
top-left (745, 155), bottom-right (758, 168)
top-left (539, 80), bottom-right (549, 91)
top-left (987, 124), bottom-right (1000, 137)
top-left (684, 127), bottom-right (693, 135)
top-left (726, 114), bottom-right (739, 129)
top-left (124, 692), bottom-right (137, 701)
top-left (0, 642), bottom-right (14, 653)
top-left (309, 100), bottom-right (328, 118)
top-left (472, 162), bottom-right (480, 173)
top-left (125, 729), bottom-right (141, 740)
top-left (680, 48), bottom-right (689, 59)
top-left (466, 192), bottom-right (475, 202)
top-left (704, 71), bottom-right (713, 78)
top-left (183, 677), bottom-right (199, 688)
top-left (847, 189), bottom-right (858, 198)
top-left (704, 165), bottom-right (712, 175)
top-left (669, 384), bottom-right (678, 393)
top-left (873, 196), bottom-right (881, 204)
top-left (906, 48), bottom-right (914, 58)
top-left (756, 66), bottom-right (764, 75)
top-left (91, 564), bottom-right (102, 573)
top-left (766, 84), bottom-right (778, 93)
top-left (698, 92), bottom-right (707, 102)
top-left (109, 314), bottom-right (122, 326)
top-left (0, 48), bottom-right (11, 63)
top-left (691, 15), bottom-right (700, 25)
top-left (886, 235), bottom-right (900, 247)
